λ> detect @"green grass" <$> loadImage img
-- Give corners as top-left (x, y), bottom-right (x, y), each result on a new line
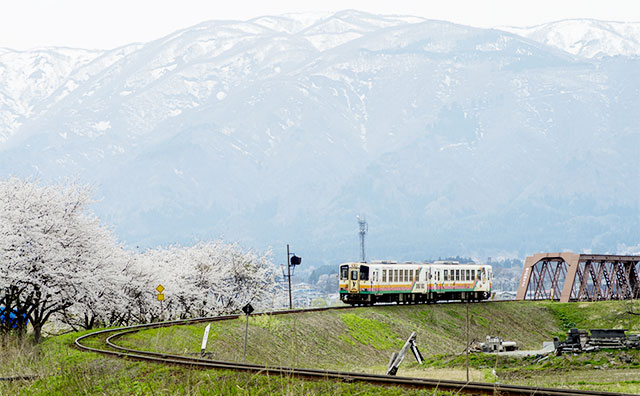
top-left (0, 330), bottom-right (453, 396)
top-left (544, 300), bottom-right (640, 336)
top-left (3, 300), bottom-right (640, 395)
top-left (117, 302), bottom-right (560, 372)
top-left (339, 313), bottom-right (403, 350)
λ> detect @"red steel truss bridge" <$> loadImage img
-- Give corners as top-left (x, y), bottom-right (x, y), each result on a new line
top-left (516, 252), bottom-right (640, 302)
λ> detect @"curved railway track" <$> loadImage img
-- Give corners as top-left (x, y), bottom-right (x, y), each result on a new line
top-left (75, 304), bottom-right (636, 396)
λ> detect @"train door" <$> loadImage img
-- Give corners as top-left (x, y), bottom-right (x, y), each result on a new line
top-left (349, 266), bottom-right (360, 293)
top-left (422, 267), bottom-right (430, 290)
top-left (374, 269), bottom-right (380, 293)
top-left (478, 267), bottom-right (487, 289)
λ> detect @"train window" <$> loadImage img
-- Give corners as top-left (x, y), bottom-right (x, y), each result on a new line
top-left (404, 269), bottom-right (408, 282)
top-left (410, 269), bottom-right (414, 281)
top-left (382, 269), bottom-right (387, 282)
top-left (456, 270), bottom-right (460, 281)
top-left (351, 270), bottom-right (358, 280)
top-left (395, 269), bottom-right (399, 282)
top-left (466, 270), bottom-right (470, 281)
top-left (444, 269), bottom-right (448, 281)
top-left (472, 270), bottom-right (476, 280)
top-left (340, 265), bottom-right (349, 280)
top-left (360, 265), bottom-right (369, 281)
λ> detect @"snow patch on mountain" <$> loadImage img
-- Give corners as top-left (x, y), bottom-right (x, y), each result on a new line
top-left (0, 47), bottom-right (104, 141)
top-left (500, 19), bottom-right (640, 58)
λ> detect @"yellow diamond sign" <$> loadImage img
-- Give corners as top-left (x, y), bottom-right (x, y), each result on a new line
top-left (156, 284), bottom-right (164, 293)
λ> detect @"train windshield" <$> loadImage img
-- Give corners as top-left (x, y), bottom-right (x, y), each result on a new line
top-left (340, 265), bottom-right (349, 280)
top-left (359, 265), bottom-right (369, 281)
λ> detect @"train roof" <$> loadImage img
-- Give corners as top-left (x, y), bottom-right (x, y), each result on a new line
top-left (341, 260), bottom-right (491, 266)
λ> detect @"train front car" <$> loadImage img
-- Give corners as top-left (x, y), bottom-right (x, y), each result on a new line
top-left (339, 261), bottom-right (427, 305)
top-left (339, 262), bottom-right (374, 305)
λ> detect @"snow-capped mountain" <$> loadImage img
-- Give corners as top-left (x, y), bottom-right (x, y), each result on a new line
top-left (500, 19), bottom-right (640, 58)
top-left (0, 11), bottom-right (638, 267)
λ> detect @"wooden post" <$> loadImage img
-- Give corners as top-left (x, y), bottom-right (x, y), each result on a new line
top-left (243, 313), bottom-right (249, 362)
top-left (466, 299), bottom-right (470, 382)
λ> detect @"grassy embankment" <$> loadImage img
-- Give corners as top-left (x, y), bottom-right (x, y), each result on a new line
top-left (2, 300), bottom-right (640, 395)
top-left (0, 330), bottom-right (447, 396)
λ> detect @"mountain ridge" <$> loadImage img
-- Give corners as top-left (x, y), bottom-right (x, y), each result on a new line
top-left (0, 12), bottom-right (638, 271)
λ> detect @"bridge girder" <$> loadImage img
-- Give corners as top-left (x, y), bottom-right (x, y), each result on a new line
top-left (516, 252), bottom-right (640, 302)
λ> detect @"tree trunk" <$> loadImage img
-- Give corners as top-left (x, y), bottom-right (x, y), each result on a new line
top-left (32, 323), bottom-right (42, 344)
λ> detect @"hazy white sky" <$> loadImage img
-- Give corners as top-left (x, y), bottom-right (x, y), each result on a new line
top-left (3, 0), bottom-right (640, 50)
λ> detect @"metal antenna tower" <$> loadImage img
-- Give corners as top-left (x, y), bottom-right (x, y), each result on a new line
top-left (357, 215), bottom-right (368, 262)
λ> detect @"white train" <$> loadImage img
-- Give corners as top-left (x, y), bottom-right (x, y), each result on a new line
top-left (339, 260), bottom-right (493, 305)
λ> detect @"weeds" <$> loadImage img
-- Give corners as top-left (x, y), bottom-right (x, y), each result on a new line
top-left (3, 301), bottom-right (640, 394)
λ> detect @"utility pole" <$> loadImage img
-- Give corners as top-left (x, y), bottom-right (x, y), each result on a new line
top-left (357, 215), bottom-right (368, 262)
top-left (287, 244), bottom-right (292, 309)
top-left (284, 244), bottom-right (302, 310)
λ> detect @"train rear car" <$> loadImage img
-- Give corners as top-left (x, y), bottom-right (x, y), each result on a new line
top-left (428, 261), bottom-right (492, 301)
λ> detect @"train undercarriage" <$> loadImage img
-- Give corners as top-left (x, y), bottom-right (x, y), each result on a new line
top-left (340, 291), bottom-right (491, 306)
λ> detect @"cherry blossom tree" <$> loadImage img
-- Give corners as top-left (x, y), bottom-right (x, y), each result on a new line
top-left (137, 242), bottom-right (280, 321)
top-left (59, 243), bottom-right (132, 331)
top-left (0, 178), bottom-right (122, 341)
top-left (0, 177), bottom-right (285, 341)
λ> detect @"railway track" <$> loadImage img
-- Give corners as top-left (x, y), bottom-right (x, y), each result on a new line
top-left (75, 304), bottom-right (636, 396)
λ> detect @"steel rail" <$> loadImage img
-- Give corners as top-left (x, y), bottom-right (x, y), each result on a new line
top-left (75, 304), bottom-right (634, 396)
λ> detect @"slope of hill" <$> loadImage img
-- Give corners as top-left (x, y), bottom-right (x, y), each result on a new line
top-left (2, 301), bottom-right (640, 394)
top-left (118, 300), bottom-right (640, 392)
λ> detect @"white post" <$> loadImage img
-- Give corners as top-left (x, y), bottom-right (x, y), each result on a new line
top-left (200, 324), bottom-right (211, 357)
